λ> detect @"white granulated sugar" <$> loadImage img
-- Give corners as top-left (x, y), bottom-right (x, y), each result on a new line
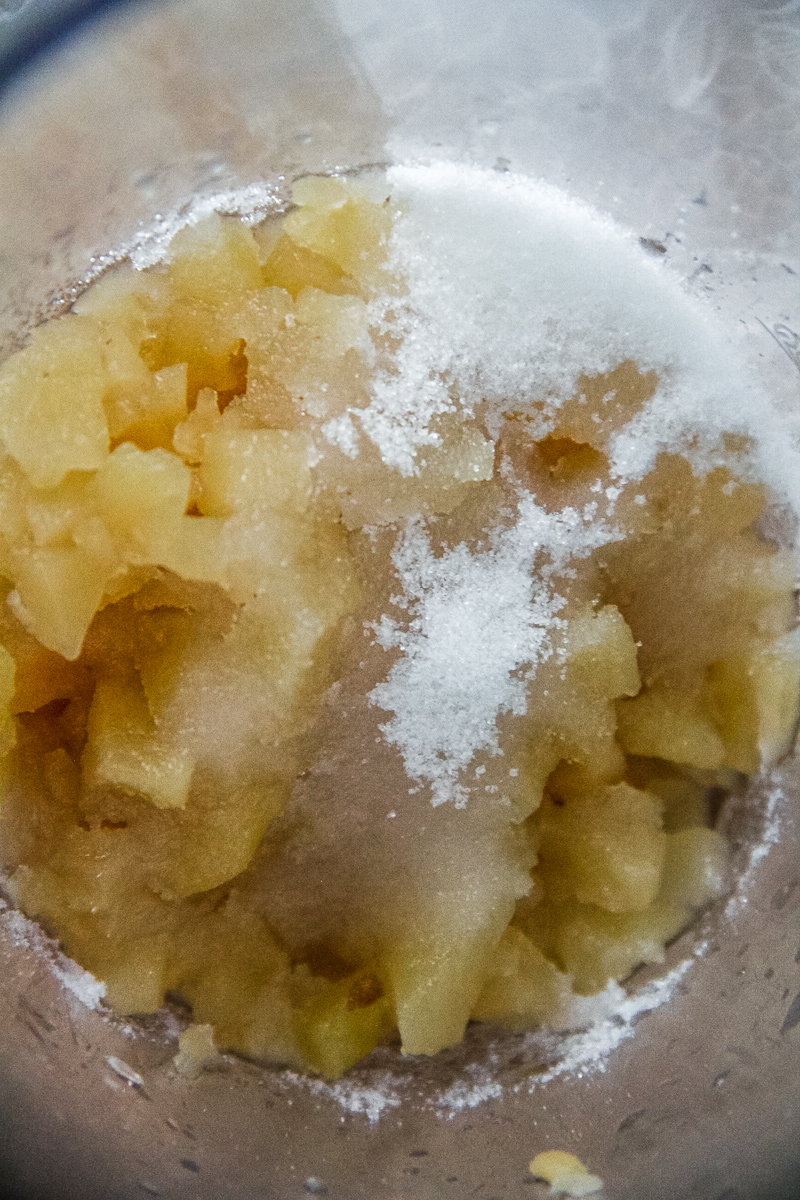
top-left (371, 495), bottom-right (619, 807)
top-left (434, 1076), bottom-right (503, 1119)
top-left (557, 980), bottom-right (630, 1030)
top-left (125, 182), bottom-right (284, 271)
top-left (525, 959), bottom-right (694, 1088)
top-left (3, 906), bottom-right (35, 950)
top-left (322, 412), bottom-right (360, 458)
top-left (725, 777), bottom-right (786, 925)
top-left (365, 163), bottom-right (800, 807)
top-left (286, 1072), bottom-right (404, 1125)
top-left (1, 900), bottom-right (107, 1009)
top-left (51, 958), bottom-right (106, 1010)
top-left (350, 163), bottom-right (800, 509)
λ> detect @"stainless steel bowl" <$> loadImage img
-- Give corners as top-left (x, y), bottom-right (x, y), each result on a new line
top-left (0, 2), bottom-right (798, 1196)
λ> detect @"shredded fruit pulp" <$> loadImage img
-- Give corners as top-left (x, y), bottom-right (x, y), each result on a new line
top-left (0, 166), bottom-right (797, 1078)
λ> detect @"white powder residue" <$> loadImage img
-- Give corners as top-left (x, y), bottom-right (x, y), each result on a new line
top-left (1, 900), bottom-right (106, 1009)
top-left (284, 1071), bottom-right (405, 1125)
top-left (2, 905), bottom-right (36, 950)
top-left (273, 961), bottom-right (691, 1124)
top-left (434, 1075), bottom-right (503, 1119)
top-left (51, 958), bottom-right (107, 1009)
top-left (120, 182), bottom-right (284, 272)
top-left (724, 777), bottom-right (786, 925)
top-left (371, 495), bottom-right (619, 807)
top-left (523, 959), bottom-right (694, 1089)
top-left (556, 980), bottom-right (630, 1030)
top-left (322, 412), bottom-right (360, 458)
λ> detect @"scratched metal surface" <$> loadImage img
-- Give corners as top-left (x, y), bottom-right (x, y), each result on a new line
top-left (0, 2), bottom-right (798, 1197)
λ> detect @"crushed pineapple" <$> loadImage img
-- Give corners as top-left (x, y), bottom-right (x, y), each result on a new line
top-left (0, 167), bottom-right (797, 1079)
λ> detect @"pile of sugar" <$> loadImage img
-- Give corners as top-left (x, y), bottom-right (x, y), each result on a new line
top-left (372, 498), bottom-right (617, 807)
top-left (343, 164), bottom-right (797, 490)
top-left (353, 162), bottom-right (800, 809)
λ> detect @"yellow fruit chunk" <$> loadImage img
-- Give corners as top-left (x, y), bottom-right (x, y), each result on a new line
top-left (262, 234), bottom-right (359, 299)
top-left (101, 936), bottom-right (170, 1014)
top-left (172, 387), bottom-right (221, 464)
top-left (144, 215), bottom-right (267, 409)
top-left (7, 831), bottom-right (179, 990)
top-left (704, 629), bottom-right (800, 773)
top-left (133, 568), bottom-right (342, 766)
top-left (472, 927), bottom-right (572, 1028)
top-left (106, 362), bottom-right (189, 452)
top-left (172, 901), bottom-right (299, 1067)
top-left (168, 213), bottom-right (263, 305)
top-left (180, 288), bottom-right (295, 425)
top-left (150, 297), bottom-right (246, 402)
top-left (530, 1151), bottom-right (604, 1197)
top-left (91, 443), bottom-right (190, 562)
top-left (198, 428), bottom-right (312, 518)
top-left (522, 605), bottom-right (640, 808)
top-left (213, 287), bottom-right (293, 364)
top-left (173, 1024), bottom-right (220, 1077)
top-left (83, 676), bottom-right (195, 809)
top-left (294, 973), bottom-right (392, 1078)
top-left (157, 516), bottom-right (227, 585)
top-left (285, 176), bottom-right (391, 285)
top-left (0, 646), bottom-right (16, 761)
top-left (536, 778), bottom-right (665, 913)
top-left (219, 509), bottom-right (355, 629)
top-left (385, 849), bottom-right (525, 1057)
top-left (155, 779), bottom-right (288, 900)
top-left (388, 933), bottom-right (490, 1056)
top-left (294, 287), bottom-right (369, 357)
top-left (659, 827), bottom-right (727, 908)
top-left (547, 897), bottom-right (687, 995)
top-left (96, 322), bottom-right (159, 433)
top-left (0, 456), bottom-right (32, 544)
top-left (72, 260), bottom-right (170, 339)
top-left (22, 472), bottom-right (93, 549)
top-left (8, 544), bottom-right (110, 660)
top-left (616, 687), bottom-right (726, 769)
top-left (564, 605), bottom-right (641, 700)
top-left (269, 288), bottom-right (372, 422)
top-left (0, 317), bottom-right (110, 486)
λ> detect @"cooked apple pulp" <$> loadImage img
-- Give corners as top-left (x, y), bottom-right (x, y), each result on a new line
top-left (0, 167), bottom-right (797, 1079)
